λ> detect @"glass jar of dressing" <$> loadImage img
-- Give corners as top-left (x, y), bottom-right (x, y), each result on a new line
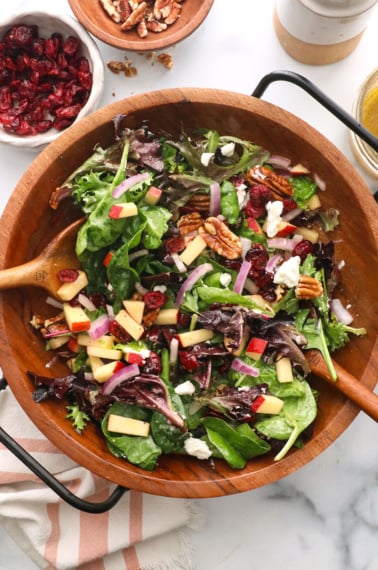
top-left (350, 68), bottom-right (378, 178)
top-left (274, 0), bottom-right (377, 65)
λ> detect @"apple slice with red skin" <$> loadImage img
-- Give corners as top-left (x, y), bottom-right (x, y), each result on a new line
top-left (245, 337), bottom-right (268, 360)
top-left (108, 202), bottom-right (138, 219)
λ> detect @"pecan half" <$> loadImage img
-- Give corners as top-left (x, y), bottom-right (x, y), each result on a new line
top-left (177, 212), bottom-right (203, 235)
top-left (157, 52), bottom-right (174, 69)
top-left (121, 2), bottom-right (147, 30)
top-left (295, 275), bottom-right (323, 300)
top-left (164, 1), bottom-right (182, 24)
top-left (199, 217), bottom-right (242, 260)
top-left (183, 193), bottom-right (210, 213)
top-left (247, 165), bottom-right (293, 200)
top-left (99, 0), bottom-right (122, 23)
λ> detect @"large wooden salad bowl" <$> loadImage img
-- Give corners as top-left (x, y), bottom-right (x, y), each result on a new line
top-left (0, 88), bottom-right (377, 498)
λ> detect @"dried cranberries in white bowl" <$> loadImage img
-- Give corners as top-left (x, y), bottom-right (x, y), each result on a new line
top-left (0, 11), bottom-right (104, 150)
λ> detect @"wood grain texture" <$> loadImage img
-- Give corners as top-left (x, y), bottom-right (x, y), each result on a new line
top-left (68, 0), bottom-right (214, 51)
top-left (0, 89), bottom-right (377, 497)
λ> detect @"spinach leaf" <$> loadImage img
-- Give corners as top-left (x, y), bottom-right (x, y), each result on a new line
top-left (101, 403), bottom-right (161, 471)
top-left (220, 180), bottom-right (240, 225)
top-left (289, 176), bottom-right (317, 209)
top-left (196, 286), bottom-right (272, 314)
top-left (254, 380), bottom-right (317, 460)
top-left (139, 204), bottom-right (172, 250)
top-left (202, 417), bottom-right (270, 468)
top-left (150, 412), bottom-right (188, 454)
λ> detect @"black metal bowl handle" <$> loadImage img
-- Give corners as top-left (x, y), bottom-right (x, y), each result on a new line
top-left (252, 70), bottom-right (378, 153)
top-left (0, 421), bottom-right (128, 513)
top-left (0, 376), bottom-right (128, 513)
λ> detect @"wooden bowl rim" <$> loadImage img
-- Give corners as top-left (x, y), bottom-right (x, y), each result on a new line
top-left (1, 87), bottom-right (377, 497)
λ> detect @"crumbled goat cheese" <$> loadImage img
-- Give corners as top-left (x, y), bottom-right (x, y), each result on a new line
top-left (153, 285), bottom-right (167, 293)
top-left (174, 380), bottom-right (196, 396)
top-left (237, 187), bottom-right (248, 209)
top-left (273, 256), bottom-right (301, 288)
top-left (201, 152), bottom-right (214, 167)
top-left (220, 272), bottom-right (232, 287)
top-left (265, 200), bottom-right (283, 238)
top-left (184, 437), bottom-right (212, 460)
top-left (221, 142), bottom-right (235, 157)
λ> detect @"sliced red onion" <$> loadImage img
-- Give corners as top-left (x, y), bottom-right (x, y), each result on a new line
top-left (209, 182), bottom-right (221, 216)
top-left (106, 304), bottom-right (115, 320)
top-left (169, 337), bottom-right (179, 364)
top-left (331, 298), bottom-right (354, 325)
top-left (282, 207), bottom-right (303, 222)
top-left (135, 281), bottom-right (148, 295)
top-left (233, 260), bottom-right (252, 294)
top-left (231, 358), bottom-right (260, 377)
top-left (314, 173), bottom-right (326, 191)
top-left (268, 155), bottom-right (292, 171)
top-left (88, 314), bottom-right (110, 340)
top-left (102, 363), bottom-right (140, 396)
top-left (243, 278), bottom-right (259, 294)
top-left (240, 236), bottom-right (252, 259)
top-left (43, 328), bottom-right (71, 339)
top-left (111, 172), bottom-right (150, 199)
top-left (266, 253), bottom-right (283, 274)
top-left (267, 235), bottom-right (302, 252)
top-left (171, 253), bottom-right (187, 274)
top-left (129, 248), bottom-right (148, 263)
top-left (78, 293), bottom-right (97, 312)
top-left (45, 296), bottom-right (63, 310)
top-left (175, 263), bottom-right (213, 307)
top-left (267, 237), bottom-right (293, 251)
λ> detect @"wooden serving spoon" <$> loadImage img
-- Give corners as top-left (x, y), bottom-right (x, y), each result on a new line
top-left (0, 216), bottom-right (376, 421)
top-left (0, 218), bottom-right (84, 299)
top-left (306, 350), bottom-right (378, 422)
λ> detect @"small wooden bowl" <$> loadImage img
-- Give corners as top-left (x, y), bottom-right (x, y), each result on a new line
top-left (0, 88), bottom-right (377, 498)
top-left (68, 0), bottom-right (214, 51)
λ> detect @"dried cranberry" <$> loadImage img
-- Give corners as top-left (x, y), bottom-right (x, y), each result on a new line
top-left (164, 236), bottom-right (186, 254)
top-left (245, 243), bottom-right (269, 277)
top-left (247, 184), bottom-right (271, 219)
top-left (109, 320), bottom-right (132, 343)
top-left (63, 36), bottom-right (80, 56)
top-left (282, 197), bottom-right (298, 213)
top-left (0, 87), bottom-right (11, 111)
top-left (179, 351), bottom-right (200, 371)
top-left (255, 272), bottom-right (274, 291)
top-left (293, 239), bottom-right (314, 260)
top-left (88, 292), bottom-right (108, 308)
top-left (143, 351), bottom-right (161, 375)
top-left (57, 268), bottom-right (79, 283)
top-left (143, 291), bottom-right (168, 310)
top-left (6, 25), bottom-right (36, 49)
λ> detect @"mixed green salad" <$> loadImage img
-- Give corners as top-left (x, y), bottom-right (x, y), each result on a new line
top-left (29, 121), bottom-right (366, 471)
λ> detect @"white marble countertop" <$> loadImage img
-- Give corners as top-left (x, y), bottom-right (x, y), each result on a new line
top-left (0, 1), bottom-right (377, 569)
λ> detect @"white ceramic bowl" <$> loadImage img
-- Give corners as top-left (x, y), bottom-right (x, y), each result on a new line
top-left (0, 11), bottom-right (104, 151)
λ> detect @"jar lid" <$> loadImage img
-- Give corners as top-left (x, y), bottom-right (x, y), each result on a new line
top-left (300, 0), bottom-right (377, 18)
top-left (349, 68), bottom-right (378, 179)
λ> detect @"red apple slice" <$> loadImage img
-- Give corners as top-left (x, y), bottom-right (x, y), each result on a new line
top-left (108, 202), bottom-right (138, 219)
top-left (245, 337), bottom-right (268, 360)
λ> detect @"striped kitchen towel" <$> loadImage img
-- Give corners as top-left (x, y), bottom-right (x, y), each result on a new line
top-left (0, 387), bottom-right (202, 570)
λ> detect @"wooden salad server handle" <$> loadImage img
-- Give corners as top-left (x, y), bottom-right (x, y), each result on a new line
top-left (0, 218), bottom-right (83, 299)
top-left (306, 349), bottom-right (378, 422)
